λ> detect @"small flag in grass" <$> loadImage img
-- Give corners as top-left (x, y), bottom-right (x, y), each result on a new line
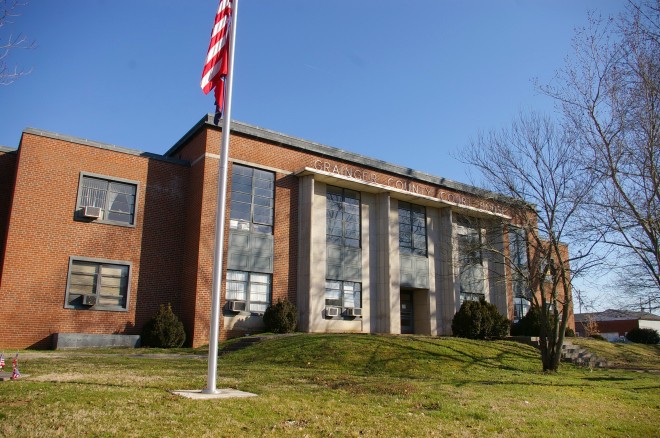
top-left (11, 353), bottom-right (20, 380)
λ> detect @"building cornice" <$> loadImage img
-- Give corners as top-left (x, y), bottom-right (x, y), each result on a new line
top-left (167, 114), bottom-right (514, 204)
top-left (21, 128), bottom-right (189, 166)
top-left (0, 145), bottom-right (17, 154)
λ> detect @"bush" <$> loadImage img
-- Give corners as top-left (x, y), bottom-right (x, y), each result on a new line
top-left (141, 303), bottom-right (186, 348)
top-left (451, 298), bottom-right (510, 340)
top-left (511, 305), bottom-right (544, 336)
top-left (590, 334), bottom-right (607, 341)
top-left (263, 299), bottom-right (298, 334)
top-left (511, 305), bottom-right (571, 338)
top-left (625, 327), bottom-right (660, 344)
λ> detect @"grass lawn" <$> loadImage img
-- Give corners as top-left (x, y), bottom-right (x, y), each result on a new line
top-left (0, 334), bottom-right (658, 437)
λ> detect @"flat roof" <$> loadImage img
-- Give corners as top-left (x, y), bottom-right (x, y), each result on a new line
top-left (0, 146), bottom-right (17, 153)
top-left (167, 115), bottom-right (510, 203)
top-left (575, 309), bottom-right (660, 322)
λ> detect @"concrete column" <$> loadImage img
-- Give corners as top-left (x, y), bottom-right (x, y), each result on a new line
top-left (360, 192), bottom-right (374, 333)
top-left (388, 198), bottom-right (401, 334)
top-left (426, 207), bottom-right (440, 336)
top-left (435, 207), bottom-right (456, 335)
top-left (308, 181), bottom-right (328, 332)
top-left (296, 176), bottom-right (327, 332)
top-left (373, 192), bottom-right (400, 333)
top-left (486, 220), bottom-right (508, 317)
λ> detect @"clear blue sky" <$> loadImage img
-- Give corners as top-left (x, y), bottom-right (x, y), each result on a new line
top-left (1, 1), bottom-right (629, 310)
top-left (2, 0), bottom-right (626, 183)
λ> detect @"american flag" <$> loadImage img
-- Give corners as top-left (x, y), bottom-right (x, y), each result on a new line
top-left (201, 0), bottom-right (233, 119)
top-left (11, 354), bottom-right (19, 379)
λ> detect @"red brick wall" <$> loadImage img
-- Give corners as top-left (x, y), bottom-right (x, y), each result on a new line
top-left (0, 149), bottom-right (17, 286)
top-left (175, 129), bottom-right (210, 346)
top-left (0, 134), bottom-right (188, 348)
top-left (524, 239), bottom-right (575, 331)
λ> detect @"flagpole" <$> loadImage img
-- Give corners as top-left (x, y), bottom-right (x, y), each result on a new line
top-left (204, 0), bottom-right (239, 394)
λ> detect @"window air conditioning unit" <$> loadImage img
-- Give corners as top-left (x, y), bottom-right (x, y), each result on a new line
top-left (229, 300), bottom-right (247, 312)
top-left (325, 306), bottom-right (341, 317)
top-left (82, 295), bottom-right (97, 306)
top-left (83, 206), bottom-right (102, 219)
top-left (346, 307), bottom-right (362, 317)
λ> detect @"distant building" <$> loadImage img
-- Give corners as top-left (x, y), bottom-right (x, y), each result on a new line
top-left (0, 116), bottom-right (574, 349)
top-left (575, 309), bottom-right (660, 341)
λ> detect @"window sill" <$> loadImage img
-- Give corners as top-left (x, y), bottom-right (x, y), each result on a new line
top-left (74, 216), bottom-right (136, 228)
top-left (64, 305), bottom-right (129, 312)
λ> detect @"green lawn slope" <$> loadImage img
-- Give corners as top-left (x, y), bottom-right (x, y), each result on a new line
top-left (0, 334), bottom-right (657, 437)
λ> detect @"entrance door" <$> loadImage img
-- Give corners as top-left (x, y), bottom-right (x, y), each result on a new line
top-left (401, 292), bottom-right (414, 334)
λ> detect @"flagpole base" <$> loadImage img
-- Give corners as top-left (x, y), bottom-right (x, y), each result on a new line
top-left (171, 389), bottom-right (257, 400)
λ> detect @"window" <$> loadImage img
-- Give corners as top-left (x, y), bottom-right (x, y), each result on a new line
top-left (398, 201), bottom-right (427, 256)
top-left (326, 186), bottom-right (361, 248)
top-left (230, 164), bottom-right (274, 234)
top-left (325, 280), bottom-right (361, 309)
top-left (509, 227), bottom-right (528, 270)
top-left (65, 257), bottom-right (131, 311)
top-left (514, 297), bottom-right (531, 322)
top-left (457, 215), bottom-right (485, 303)
top-left (325, 186), bottom-right (361, 315)
top-left (77, 174), bottom-right (137, 226)
top-left (226, 270), bottom-right (271, 313)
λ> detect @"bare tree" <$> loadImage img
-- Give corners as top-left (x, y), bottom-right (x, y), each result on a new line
top-left (542, 0), bottom-right (660, 309)
top-left (0, 0), bottom-right (35, 85)
top-left (458, 112), bottom-right (602, 372)
top-left (582, 313), bottom-right (600, 338)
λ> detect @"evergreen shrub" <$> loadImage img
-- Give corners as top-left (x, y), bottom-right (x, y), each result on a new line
top-left (263, 299), bottom-right (298, 334)
top-left (451, 298), bottom-right (510, 340)
top-left (141, 303), bottom-right (186, 348)
top-left (511, 305), bottom-right (544, 336)
top-left (511, 305), bottom-right (573, 338)
top-left (625, 327), bottom-right (660, 344)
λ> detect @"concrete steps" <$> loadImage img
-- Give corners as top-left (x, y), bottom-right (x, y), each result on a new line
top-left (561, 341), bottom-right (610, 369)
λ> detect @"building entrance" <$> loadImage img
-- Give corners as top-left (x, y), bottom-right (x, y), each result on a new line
top-left (401, 292), bottom-right (414, 334)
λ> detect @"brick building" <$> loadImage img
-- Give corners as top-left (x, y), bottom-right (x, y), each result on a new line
top-left (0, 116), bottom-right (573, 349)
top-left (575, 309), bottom-right (660, 341)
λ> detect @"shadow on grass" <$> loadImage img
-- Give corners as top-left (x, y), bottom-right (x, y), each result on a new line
top-left (224, 333), bottom-right (544, 380)
top-left (371, 336), bottom-right (540, 374)
top-left (581, 376), bottom-right (634, 382)
top-left (451, 379), bottom-right (588, 388)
